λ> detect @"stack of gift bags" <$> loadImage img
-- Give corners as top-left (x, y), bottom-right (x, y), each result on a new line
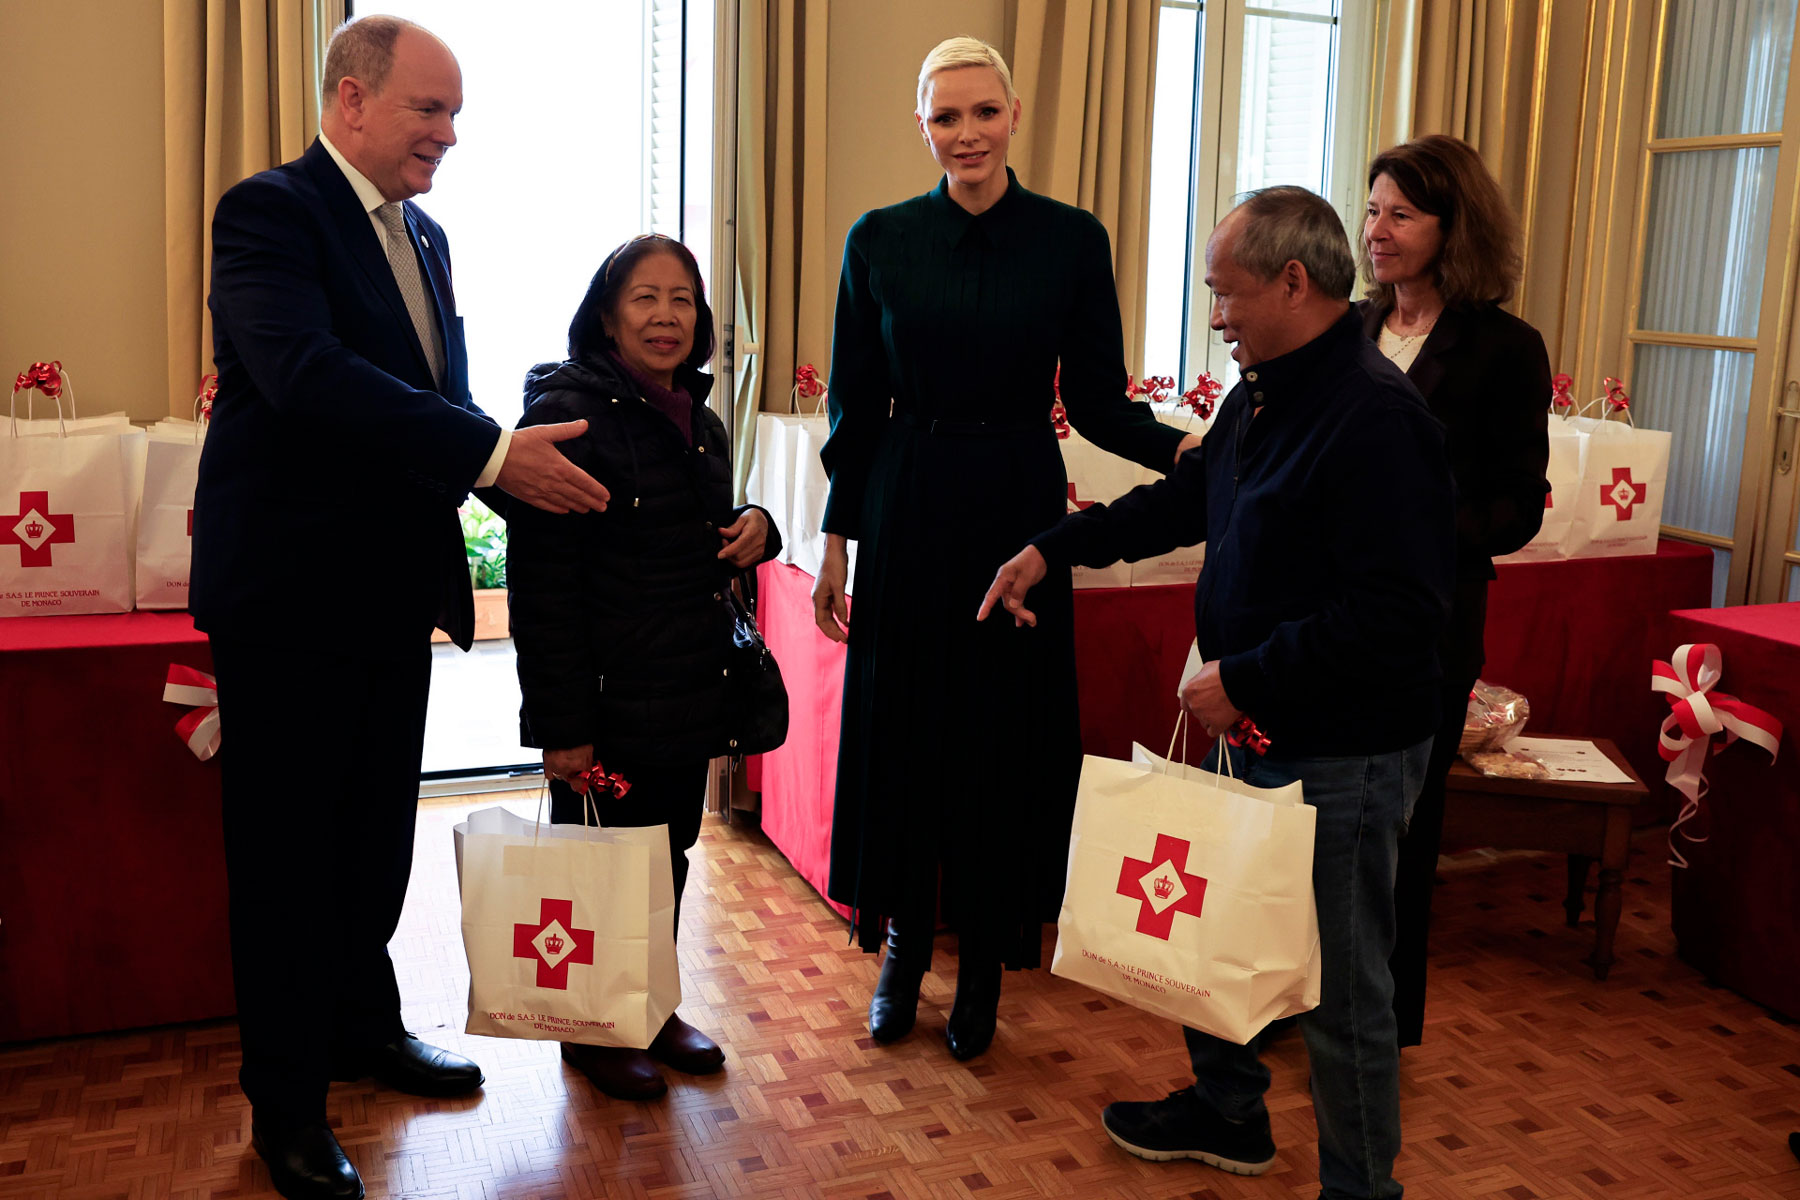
top-left (1, 361), bottom-right (210, 617)
top-left (1499, 375), bottom-right (1672, 562)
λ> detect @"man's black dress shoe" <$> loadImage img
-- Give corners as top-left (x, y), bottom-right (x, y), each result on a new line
top-left (561, 1042), bottom-right (667, 1101)
top-left (250, 1119), bottom-right (363, 1200)
top-left (648, 1013), bottom-right (726, 1075)
top-left (362, 1036), bottom-right (483, 1097)
top-left (868, 921), bottom-right (929, 1042)
top-left (944, 958), bottom-right (1002, 1061)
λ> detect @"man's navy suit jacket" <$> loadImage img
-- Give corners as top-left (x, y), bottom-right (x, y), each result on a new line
top-left (192, 138), bottom-right (501, 650)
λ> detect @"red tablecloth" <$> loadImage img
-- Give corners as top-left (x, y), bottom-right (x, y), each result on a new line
top-left (753, 563), bottom-right (1199, 918)
top-left (0, 612), bottom-right (235, 1042)
top-left (1664, 603), bottom-right (1800, 1019)
top-left (1483, 539), bottom-right (1714, 805)
top-left (753, 540), bottom-right (1716, 915)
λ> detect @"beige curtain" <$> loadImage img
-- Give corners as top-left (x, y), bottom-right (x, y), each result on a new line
top-left (163, 0), bottom-right (338, 418)
top-left (733, 0), bottom-right (832, 501)
top-left (1003, 0), bottom-right (1160, 373)
top-left (1368, 0), bottom-right (1659, 396)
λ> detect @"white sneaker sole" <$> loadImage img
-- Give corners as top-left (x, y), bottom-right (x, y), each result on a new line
top-left (1103, 1123), bottom-right (1276, 1174)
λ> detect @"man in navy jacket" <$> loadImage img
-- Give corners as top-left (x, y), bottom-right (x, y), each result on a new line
top-left (980, 187), bottom-right (1453, 1199)
top-left (192, 17), bottom-right (608, 1200)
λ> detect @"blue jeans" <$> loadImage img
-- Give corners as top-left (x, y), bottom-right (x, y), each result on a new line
top-left (1183, 737), bottom-right (1431, 1200)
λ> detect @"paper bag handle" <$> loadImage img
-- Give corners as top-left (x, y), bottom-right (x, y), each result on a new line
top-left (1164, 710), bottom-right (1236, 781)
top-left (8, 366), bottom-right (76, 438)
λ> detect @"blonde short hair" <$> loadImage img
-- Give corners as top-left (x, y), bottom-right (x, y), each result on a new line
top-left (916, 36), bottom-right (1015, 115)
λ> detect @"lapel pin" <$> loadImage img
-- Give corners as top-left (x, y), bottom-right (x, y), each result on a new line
top-left (421, 234), bottom-right (432, 248)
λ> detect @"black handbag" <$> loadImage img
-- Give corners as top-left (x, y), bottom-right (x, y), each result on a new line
top-left (720, 571), bottom-right (789, 756)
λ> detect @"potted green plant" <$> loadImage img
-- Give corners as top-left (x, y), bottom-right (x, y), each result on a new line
top-left (433, 497), bottom-right (509, 643)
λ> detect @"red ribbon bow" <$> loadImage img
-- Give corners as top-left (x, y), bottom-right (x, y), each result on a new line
top-left (1127, 374), bottom-right (1176, 404)
top-left (1225, 716), bottom-right (1271, 756)
top-left (162, 663), bottom-right (221, 761)
top-left (1551, 373), bottom-right (1575, 409)
top-left (573, 761), bottom-right (632, 799)
top-left (1602, 376), bottom-right (1630, 412)
top-left (1651, 643), bottom-right (1781, 867)
top-left (197, 374), bottom-right (218, 418)
top-left (1050, 400), bottom-right (1071, 439)
top-left (794, 363), bottom-right (825, 399)
top-left (1179, 372), bottom-right (1224, 421)
top-left (12, 361), bottom-right (64, 400)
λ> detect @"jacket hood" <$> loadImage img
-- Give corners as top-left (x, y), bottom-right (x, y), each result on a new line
top-left (523, 355), bottom-right (717, 410)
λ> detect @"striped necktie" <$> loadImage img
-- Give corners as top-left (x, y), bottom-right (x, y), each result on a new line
top-left (376, 202), bottom-right (446, 388)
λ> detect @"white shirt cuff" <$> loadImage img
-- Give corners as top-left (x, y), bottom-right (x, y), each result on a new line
top-left (474, 427), bottom-right (511, 489)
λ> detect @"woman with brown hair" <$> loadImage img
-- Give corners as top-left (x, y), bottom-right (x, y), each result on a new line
top-left (1358, 133), bottom-right (1551, 1046)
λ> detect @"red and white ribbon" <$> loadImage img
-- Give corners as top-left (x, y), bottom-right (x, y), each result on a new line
top-left (163, 663), bottom-right (221, 761)
top-left (1650, 643), bottom-right (1781, 866)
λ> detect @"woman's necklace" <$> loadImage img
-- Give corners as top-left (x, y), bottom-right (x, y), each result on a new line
top-left (1381, 309), bottom-right (1439, 362)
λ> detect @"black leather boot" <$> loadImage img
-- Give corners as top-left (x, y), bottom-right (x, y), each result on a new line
top-left (945, 952), bottom-right (1002, 1061)
top-left (868, 919), bottom-right (929, 1043)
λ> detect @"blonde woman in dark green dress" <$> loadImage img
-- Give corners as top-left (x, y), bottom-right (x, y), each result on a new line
top-left (811, 36), bottom-right (1200, 1061)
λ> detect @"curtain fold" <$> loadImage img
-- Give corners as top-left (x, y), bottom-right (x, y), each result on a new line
top-left (732, 0), bottom-right (831, 501)
top-left (1003, 0), bottom-right (1160, 373)
top-left (163, 0), bottom-right (338, 418)
top-left (1369, 0), bottom-right (1658, 396)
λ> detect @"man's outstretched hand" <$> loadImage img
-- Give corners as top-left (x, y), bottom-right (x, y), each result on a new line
top-left (977, 545), bottom-right (1049, 627)
top-left (496, 421), bottom-right (612, 514)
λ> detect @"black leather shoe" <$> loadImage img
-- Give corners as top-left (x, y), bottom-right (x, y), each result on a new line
top-left (364, 1036), bottom-right (483, 1097)
top-left (562, 1042), bottom-right (667, 1101)
top-left (250, 1119), bottom-right (363, 1200)
top-left (944, 957), bottom-right (1002, 1061)
top-left (648, 1013), bottom-right (726, 1075)
top-left (868, 924), bottom-right (929, 1043)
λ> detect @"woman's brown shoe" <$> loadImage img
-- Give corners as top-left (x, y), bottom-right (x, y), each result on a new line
top-left (561, 1042), bottom-right (667, 1100)
top-left (648, 1013), bottom-right (726, 1075)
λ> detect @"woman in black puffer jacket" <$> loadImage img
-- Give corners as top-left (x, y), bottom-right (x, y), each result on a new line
top-left (507, 234), bottom-right (780, 1103)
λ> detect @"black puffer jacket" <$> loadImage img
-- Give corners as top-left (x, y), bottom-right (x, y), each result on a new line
top-left (508, 355), bottom-right (781, 760)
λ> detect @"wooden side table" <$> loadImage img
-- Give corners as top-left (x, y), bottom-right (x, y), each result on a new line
top-left (1440, 736), bottom-right (1649, 980)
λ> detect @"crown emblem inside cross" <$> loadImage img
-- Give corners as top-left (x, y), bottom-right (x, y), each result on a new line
top-left (1153, 875), bottom-right (1175, 899)
top-left (23, 519), bottom-right (43, 538)
top-left (544, 933), bottom-right (564, 955)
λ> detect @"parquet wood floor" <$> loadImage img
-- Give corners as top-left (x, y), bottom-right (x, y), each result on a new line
top-left (3, 796), bottom-right (1797, 1199)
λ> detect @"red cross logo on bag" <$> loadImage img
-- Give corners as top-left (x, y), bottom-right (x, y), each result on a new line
top-left (1600, 467), bottom-right (1647, 519)
top-left (2, 491), bottom-right (75, 568)
top-left (513, 897), bottom-right (595, 990)
top-left (1116, 834), bottom-right (1208, 940)
top-left (1067, 482), bottom-right (1096, 513)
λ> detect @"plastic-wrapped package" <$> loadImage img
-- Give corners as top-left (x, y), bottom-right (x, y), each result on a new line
top-left (1460, 680), bottom-right (1546, 777)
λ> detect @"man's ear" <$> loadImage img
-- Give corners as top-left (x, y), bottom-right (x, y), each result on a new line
top-left (337, 76), bottom-right (368, 129)
top-left (1283, 259), bottom-right (1310, 305)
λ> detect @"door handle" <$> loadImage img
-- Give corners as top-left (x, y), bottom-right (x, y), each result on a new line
top-left (1779, 380), bottom-right (1800, 476)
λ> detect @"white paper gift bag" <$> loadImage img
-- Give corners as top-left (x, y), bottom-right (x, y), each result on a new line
top-left (0, 416), bottom-right (138, 617)
top-left (455, 804), bottom-right (680, 1048)
top-left (1058, 426), bottom-right (1154, 588)
top-left (787, 415), bottom-right (835, 579)
top-left (1563, 384), bottom-right (1671, 559)
top-left (1052, 722), bottom-right (1321, 1044)
top-left (1495, 414), bottom-right (1585, 563)
top-left (747, 412), bottom-right (803, 566)
top-left (135, 428), bottom-right (204, 610)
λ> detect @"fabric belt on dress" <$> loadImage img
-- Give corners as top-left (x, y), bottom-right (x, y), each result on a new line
top-left (893, 411), bottom-right (1049, 437)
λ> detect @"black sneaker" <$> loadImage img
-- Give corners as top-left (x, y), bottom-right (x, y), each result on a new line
top-left (1101, 1087), bottom-right (1276, 1173)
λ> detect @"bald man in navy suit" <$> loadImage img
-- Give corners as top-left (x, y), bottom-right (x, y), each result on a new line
top-left (192, 17), bottom-right (609, 1200)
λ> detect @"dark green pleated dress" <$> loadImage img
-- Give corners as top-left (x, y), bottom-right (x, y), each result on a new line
top-left (819, 169), bottom-right (1185, 967)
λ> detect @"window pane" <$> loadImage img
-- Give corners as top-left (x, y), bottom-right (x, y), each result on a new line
top-left (1637, 148), bottom-right (1779, 339)
top-left (1630, 343), bottom-right (1753, 539)
top-left (684, 0), bottom-right (716, 298)
top-left (1710, 548), bottom-right (1731, 607)
top-left (1656, 0), bottom-right (1797, 138)
top-left (356, 1), bottom-right (647, 428)
top-left (1253, 0), bottom-right (1335, 14)
top-left (1144, 3), bottom-right (1201, 381)
top-left (1788, 563), bottom-right (1800, 601)
top-left (1235, 13), bottom-right (1335, 198)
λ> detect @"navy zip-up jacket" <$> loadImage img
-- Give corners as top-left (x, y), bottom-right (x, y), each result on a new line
top-left (1033, 307), bottom-right (1455, 756)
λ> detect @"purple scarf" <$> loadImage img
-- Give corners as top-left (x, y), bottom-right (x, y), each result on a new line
top-left (608, 351), bottom-right (692, 442)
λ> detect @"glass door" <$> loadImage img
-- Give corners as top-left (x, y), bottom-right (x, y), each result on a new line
top-left (1624, 0), bottom-right (1800, 605)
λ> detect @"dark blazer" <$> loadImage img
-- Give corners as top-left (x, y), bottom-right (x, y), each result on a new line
top-left (1358, 300), bottom-right (1551, 582)
top-left (193, 138), bottom-right (502, 649)
top-left (1359, 299), bottom-right (1550, 683)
